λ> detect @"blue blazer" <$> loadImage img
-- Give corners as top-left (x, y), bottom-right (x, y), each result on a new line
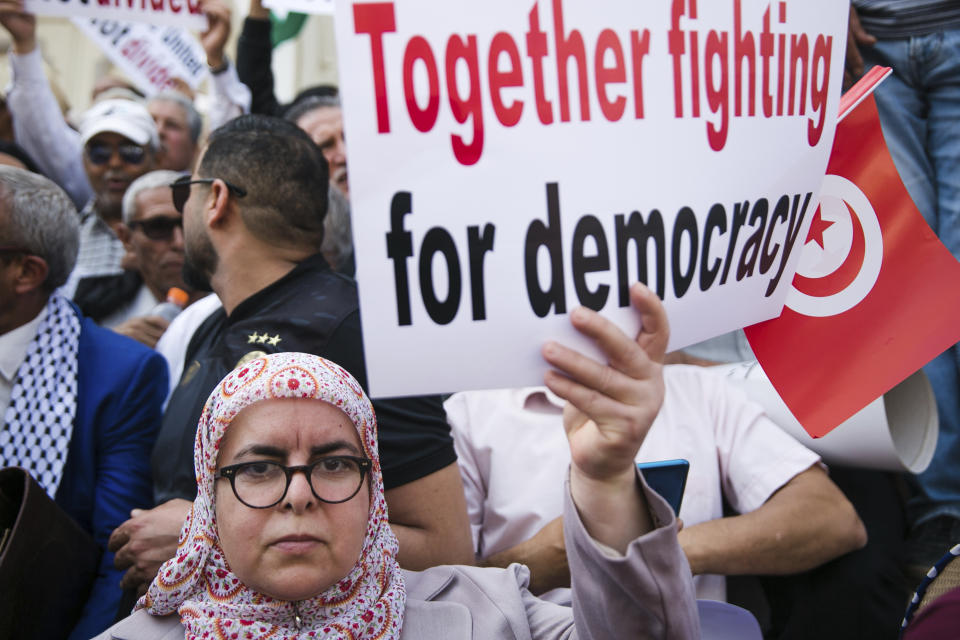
top-left (53, 313), bottom-right (168, 640)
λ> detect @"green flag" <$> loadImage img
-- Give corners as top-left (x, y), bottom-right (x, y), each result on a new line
top-left (270, 11), bottom-right (308, 47)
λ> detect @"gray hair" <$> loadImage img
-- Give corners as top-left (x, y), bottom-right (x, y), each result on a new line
top-left (284, 95), bottom-right (342, 125)
top-left (122, 169), bottom-right (184, 224)
top-left (322, 184), bottom-right (353, 270)
top-left (149, 91), bottom-right (203, 143)
top-left (0, 166), bottom-right (79, 290)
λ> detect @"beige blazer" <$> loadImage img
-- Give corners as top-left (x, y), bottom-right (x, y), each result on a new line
top-left (93, 478), bottom-right (699, 639)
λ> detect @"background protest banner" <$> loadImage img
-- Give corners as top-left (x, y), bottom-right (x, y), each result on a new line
top-left (334, 0), bottom-right (849, 397)
top-left (25, 0), bottom-right (207, 30)
top-left (263, 0), bottom-right (334, 17)
top-left (72, 18), bottom-right (207, 95)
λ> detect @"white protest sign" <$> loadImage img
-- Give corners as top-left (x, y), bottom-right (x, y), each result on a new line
top-left (72, 18), bottom-right (207, 95)
top-left (334, 0), bottom-right (849, 398)
top-left (263, 0), bottom-right (334, 16)
top-left (26, 0), bottom-right (207, 30)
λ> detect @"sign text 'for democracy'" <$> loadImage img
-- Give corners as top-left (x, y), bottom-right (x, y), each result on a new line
top-left (387, 184), bottom-right (812, 326)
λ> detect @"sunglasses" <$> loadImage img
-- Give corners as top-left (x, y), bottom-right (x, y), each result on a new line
top-left (170, 176), bottom-right (247, 214)
top-left (85, 142), bottom-right (147, 166)
top-left (128, 216), bottom-right (183, 241)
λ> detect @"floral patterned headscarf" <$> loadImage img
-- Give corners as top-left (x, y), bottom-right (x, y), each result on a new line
top-left (138, 352), bottom-right (405, 639)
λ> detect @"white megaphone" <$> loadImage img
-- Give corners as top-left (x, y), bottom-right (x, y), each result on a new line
top-left (711, 362), bottom-right (938, 473)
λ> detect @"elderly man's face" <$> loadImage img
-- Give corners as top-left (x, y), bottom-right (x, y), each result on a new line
top-left (149, 99), bottom-right (197, 172)
top-left (296, 106), bottom-right (348, 199)
top-left (120, 186), bottom-right (187, 300)
top-left (83, 132), bottom-right (155, 220)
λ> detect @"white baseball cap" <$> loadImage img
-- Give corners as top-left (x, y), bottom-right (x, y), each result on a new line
top-left (79, 99), bottom-right (160, 150)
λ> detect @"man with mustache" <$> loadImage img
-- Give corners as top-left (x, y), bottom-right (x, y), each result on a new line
top-left (108, 170), bottom-right (206, 347)
top-left (64, 100), bottom-right (162, 322)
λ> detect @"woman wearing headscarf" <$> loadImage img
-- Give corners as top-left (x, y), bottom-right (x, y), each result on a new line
top-left (95, 285), bottom-right (699, 639)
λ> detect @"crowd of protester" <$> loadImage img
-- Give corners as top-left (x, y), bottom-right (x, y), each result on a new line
top-left (0, 0), bottom-right (958, 638)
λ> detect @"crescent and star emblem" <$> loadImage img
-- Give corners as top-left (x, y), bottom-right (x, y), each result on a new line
top-left (785, 174), bottom-right (884, 318)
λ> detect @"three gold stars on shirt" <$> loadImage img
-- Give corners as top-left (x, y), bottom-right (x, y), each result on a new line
top-left (248, 332), bottom-right (282, 347)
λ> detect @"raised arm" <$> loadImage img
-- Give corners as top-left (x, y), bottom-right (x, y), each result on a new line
top-left (0, 1), bottom-right (92, 207)
top-left (200, 0), bottom-right (251, 131)
top-left (474, 283), bottom-right (673, 593)
top-left (540, 282), bottom-right (698, 638)
top-left (542, 282), bottom-right (666, 551)
top-left (236, 0), bottom-right (283, 116)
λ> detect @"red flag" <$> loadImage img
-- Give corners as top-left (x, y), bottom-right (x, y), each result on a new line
top-left (744, 71), bottom-right (960, 438)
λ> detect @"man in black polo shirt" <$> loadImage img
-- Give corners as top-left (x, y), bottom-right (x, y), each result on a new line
top-left (108, 116), bottom-right (474, 593)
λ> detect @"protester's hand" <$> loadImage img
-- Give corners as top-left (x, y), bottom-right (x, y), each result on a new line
top-left (112, 315), bottom-right (170, 349)
top-left (543, 283), bottom-right (666, 484)
top-left (541, 283), bottom-right (666, 550)
top-left (108, 499), bottom-right (192, 594)
top-left (200, 0), bottom-right (231, 70)
top-left (0, 0), bottom-right (36, 54)
top-left (844, 5), bottom-right (876, 89)
top-left (248, 0), bottom-right (268, 21)
top-left (167, 77), bottom-right (196, 101)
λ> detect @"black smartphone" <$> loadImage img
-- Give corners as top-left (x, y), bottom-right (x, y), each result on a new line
top-left (637, 459), bottom-right (689, 516)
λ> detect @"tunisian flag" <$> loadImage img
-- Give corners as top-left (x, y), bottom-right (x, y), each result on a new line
top-left (744, 68), bottom-right (960, 438)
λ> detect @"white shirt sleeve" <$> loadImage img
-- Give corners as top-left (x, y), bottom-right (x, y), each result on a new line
top-left (705, 370), bottom-right (821, 514)
top-left (7, 47), bottom-right (93, 208)
top-left (155, 293), bottom-right (223, 405)
top-left (444, 392), bottom-right (487, 557)
top-left (206, 59), bottom-right (252, 132)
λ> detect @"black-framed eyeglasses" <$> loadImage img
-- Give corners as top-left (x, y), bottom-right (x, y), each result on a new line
top-left (85, 141), bottom-right (147, 166)
top-left (170, 175), bottom-right (247, 214)
top-left (215, 456), bottom-right (371, 509)
top-left (128, 216), bottom-right (183, 241)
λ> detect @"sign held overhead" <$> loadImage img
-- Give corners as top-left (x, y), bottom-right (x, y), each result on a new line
top-left (25, 0), bottom-right (207, 30)
top-left (334, 0), bottom-right (849, 398)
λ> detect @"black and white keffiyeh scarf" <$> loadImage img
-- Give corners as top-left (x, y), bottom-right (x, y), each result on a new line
top-left (0, 294), bottom-right (81, 496)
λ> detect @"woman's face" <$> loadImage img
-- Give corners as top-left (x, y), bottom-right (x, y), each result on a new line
top-left (215, 398), bottom-right (370, 601)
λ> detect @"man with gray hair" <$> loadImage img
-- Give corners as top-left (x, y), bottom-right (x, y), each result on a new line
top-left (285, 97), bottom-right (356, 276)
top-left (0, 166), bottom-right (167, 639)
top-left (97, 169), bottom-right (205, 346)
top-left (147, 92), bottom-right (202, 173)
